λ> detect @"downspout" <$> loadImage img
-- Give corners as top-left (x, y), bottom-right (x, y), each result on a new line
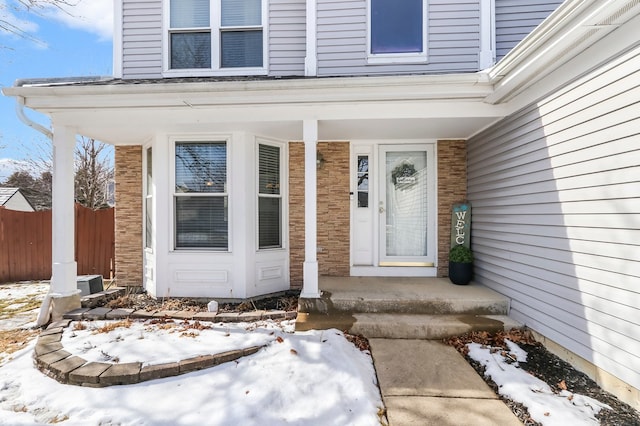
top-left (11, 76), bottom-right (110, 327)
top-left (13, 81), bottom-right (55, 327)
top-left (15, 96), bottom-right (52, 139)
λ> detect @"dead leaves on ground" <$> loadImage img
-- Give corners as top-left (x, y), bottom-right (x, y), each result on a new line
top-left (445, 328), bottom-right (538, 356)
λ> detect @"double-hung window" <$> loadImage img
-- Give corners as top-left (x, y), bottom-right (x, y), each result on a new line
top-left (168, 0), bottom-right (265, 73)
top-left (174, 141), bottom-right (228, 250)
top-left (368, 0), bottom-right (427, 63)
top-left (257, 143), bottom-right (282, 249)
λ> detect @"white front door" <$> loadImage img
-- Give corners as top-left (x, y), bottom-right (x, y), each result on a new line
top-left (350, 142), bottom-right (437, 275)
top-left (378, 145), bottom-right (435, 266)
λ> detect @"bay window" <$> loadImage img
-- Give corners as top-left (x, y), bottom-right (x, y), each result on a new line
top-left (168, 0), bottom-right (264, 72)
top-left (174, 142), bottom-right (228, 249)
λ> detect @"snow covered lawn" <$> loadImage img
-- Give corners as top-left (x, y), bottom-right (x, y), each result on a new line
top-left (0, 318), bottom-right (385, 426)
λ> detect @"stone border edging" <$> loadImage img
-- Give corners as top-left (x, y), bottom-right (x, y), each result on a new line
top-left (34, 305), bottom-right (297, 387)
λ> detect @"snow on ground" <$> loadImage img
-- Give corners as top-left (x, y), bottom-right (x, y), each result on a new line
top-left (468, 341), bottom-right (611, 426)
top-left (0, 281), bottom-right (49, 331)
top-left (0, 319), bottom-right (384, 426)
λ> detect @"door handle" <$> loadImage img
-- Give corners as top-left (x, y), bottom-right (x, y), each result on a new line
top-left (379, 206), bottom-right (385, 213)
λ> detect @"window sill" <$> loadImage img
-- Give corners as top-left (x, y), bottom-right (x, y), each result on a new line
top-left (163, 68), bottom-right (268, 78)
top-left (367, 54), bottom-right (428, 65)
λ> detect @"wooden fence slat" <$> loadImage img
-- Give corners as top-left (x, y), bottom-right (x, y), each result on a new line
top-left (0, 204), bottom-right (114, 283)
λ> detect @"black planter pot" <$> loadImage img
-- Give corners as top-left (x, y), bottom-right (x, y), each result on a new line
top-left (448, 261), bottom-right (473, 285)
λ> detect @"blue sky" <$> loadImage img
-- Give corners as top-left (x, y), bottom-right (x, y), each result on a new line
top-left (0, 0), bottom-right (113, 180)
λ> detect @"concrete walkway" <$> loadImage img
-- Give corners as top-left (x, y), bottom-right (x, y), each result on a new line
top-left (371, 339), bottom-right (523, 425)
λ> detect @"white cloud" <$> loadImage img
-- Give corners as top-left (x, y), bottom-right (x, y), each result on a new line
top-left (46, 0), bottom-right (113, 41)
top-left (1, 0), bottom-right (113, 44)
top-left (0, 0), bottom-right (41, 39)
top-left (0, 158), bottom-right (29, 181)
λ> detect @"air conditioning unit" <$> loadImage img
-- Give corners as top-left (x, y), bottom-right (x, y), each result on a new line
top-left (77, 275), bottom-right (104, 296)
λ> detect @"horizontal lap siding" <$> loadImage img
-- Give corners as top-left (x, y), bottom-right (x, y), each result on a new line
top-left (269, 0), bottom-right (306, 76)
top-left (495, 0), bottom-right (563, 60)
top-left (317, 0), bottom-right (480, 76)
top-left (467, 47), bottom-right (640, 389)
top-left (122, 0), bottom-right (163, 79)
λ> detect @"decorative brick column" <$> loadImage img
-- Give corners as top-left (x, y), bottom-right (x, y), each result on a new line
top-left (437, 140), bottom-right (467, 277)
top-left (289, 142), bottom-right (350, 288)
top-left (114, 146), bottom-right (143, 288)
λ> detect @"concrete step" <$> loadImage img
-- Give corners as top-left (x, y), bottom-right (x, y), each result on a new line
top-left (296, 312), bottom-right (521, 339)
top-left (314, 278), bottom-right (511, 316)
top-left (350, 313), bottom-right (521, 339)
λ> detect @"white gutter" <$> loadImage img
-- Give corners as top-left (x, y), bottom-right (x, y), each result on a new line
top-left (485, 0), bottom-right (640, 104)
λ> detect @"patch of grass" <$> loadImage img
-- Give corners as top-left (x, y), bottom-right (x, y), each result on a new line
top-left (92, 319), bottom-right (132, 334)
top-left (0, 296), bottom-right (42, 320)
top-left (0, 329), bottom-right (39, 358)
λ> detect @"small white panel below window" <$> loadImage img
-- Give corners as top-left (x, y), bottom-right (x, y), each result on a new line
top-left (173, 268), bottom-right (230, 285)
top-left (259, 265), bottom-right (283, 281)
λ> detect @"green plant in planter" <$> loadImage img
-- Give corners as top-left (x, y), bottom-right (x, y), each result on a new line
top-left (449, 245), bottom-right (473, 263)
top-left (449, 245), bottom-right (473, 285)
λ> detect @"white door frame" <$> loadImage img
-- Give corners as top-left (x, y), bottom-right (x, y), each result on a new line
top-left (350, 140), bottom-right (438, 277)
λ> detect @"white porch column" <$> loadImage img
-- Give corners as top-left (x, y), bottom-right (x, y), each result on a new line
top-left (49, 124), bottom-right (80, 319)
top-left (301, 119), bottom-right (320, 298)
top-left (479, 0), bottom-right (496, 69)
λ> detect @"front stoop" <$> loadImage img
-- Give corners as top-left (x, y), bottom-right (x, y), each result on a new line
top-left (296, 277), bottom-right (521, 338)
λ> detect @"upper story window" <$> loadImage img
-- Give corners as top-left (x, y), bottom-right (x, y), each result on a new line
top-left (368, 0), bottom-right (427, 64)
top-left (167, 0), bottom-right (266, 75)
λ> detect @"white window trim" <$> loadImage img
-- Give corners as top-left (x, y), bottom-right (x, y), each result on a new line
top-left (366, 0), bottom-right (428, 65)
top-left (169, 135), bottom-right (233, 252)
top-left (255, 137), bottom-right (287, 252)
top-left (162, 0), bottom-right (269, 77)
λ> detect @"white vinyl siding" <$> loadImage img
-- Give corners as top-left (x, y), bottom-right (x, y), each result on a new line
top-left (269, 0), bottom-right (306, 76)
top-left (495, 0), bottom-right (563, 61)
top-left (467, 46), bottom-right (640, 390)
top-left (317, 0), bottom-right (480, 76)
top-left (122, 0), bottom-right (163, 79)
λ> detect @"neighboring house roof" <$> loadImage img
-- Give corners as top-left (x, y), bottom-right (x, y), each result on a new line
top-left (0, 187), bottom-right (36, 212)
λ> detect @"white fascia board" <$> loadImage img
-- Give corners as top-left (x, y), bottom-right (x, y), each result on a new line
top-left (4, 73), bottom-right (494, 111)
top-left (486, 0), bottom-right (640, 104)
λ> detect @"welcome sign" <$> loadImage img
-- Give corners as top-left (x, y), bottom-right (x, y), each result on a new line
top-left (450, 202), bottom-right (471, 249)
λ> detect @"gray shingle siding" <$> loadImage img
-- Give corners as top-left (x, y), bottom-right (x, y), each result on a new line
top-left (495, 0), bottom-right (564, 60)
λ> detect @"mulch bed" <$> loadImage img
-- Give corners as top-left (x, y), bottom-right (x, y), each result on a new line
top-left (446, 329), bottom-right (640, 426)
top-left (105, 291), bottom-right (300, 314)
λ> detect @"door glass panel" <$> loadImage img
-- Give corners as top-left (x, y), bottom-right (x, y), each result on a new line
top-left (357, 155), bottom-right (369, 208)
top-left (385, 151), bottom-right (428, 256)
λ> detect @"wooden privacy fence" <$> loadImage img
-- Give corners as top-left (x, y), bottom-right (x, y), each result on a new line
top-left (0, 204), bottom-right (114, 283)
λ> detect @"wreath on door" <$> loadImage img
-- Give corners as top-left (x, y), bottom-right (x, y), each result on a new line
top-left (391, 161), bottom-right (417, 187)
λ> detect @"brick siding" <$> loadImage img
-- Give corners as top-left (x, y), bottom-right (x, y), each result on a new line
top-left (289, 142), bottom-right (350, 288)
top-left (114, 146), bottom-right (143, 288)
top-left (436, 140), bottom-right (467, 277)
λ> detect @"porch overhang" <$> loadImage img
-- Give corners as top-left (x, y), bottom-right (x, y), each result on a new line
top-left (3, 73), bottom-right (507, 144)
